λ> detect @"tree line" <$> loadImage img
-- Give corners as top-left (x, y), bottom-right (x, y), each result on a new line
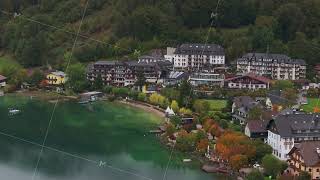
top-left (0, 0), bottom-right (319, 78)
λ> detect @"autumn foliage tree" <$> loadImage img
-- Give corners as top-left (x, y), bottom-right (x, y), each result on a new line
top-left (230, 154), bottom-right (249, 171)
top-left (203, 118), bottom-right (223, 138)
top-left (216, 131), bottom-right (256, 162)
top-left (176, 130), bottom-right (197, 152)
top-left (196, 139), bottom-right (209, 154)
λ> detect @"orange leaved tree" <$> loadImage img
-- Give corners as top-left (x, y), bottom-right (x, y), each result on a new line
top-left (216, 131), bottom-right (256, 162)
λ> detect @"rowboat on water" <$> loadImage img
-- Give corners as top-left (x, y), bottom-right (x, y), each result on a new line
top-left (8, 108), bottom-right (21, 115)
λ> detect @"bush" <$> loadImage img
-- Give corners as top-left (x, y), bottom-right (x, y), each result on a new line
top-left (137, 92), bottom-right (146, 101)
top-left (112, 87), bottom-right (129, 97)
top-left (149, 93), bottom-right (169, 108)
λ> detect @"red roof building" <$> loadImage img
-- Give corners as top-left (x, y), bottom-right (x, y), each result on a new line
top-left (225, 73), bottom-right (271, 90)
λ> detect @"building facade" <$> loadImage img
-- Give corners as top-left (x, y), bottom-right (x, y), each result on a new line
top-left (236, 53), bottom-right (306, 80)
top-left (288, 141), bottom-right (320, 180)
top-left (266, 114), bottom-right (320, 160)
top-left (165, 43), bottom-right (225, 70)
top-left (315, 64), bottom-right (320, 80)
top-left (87, 60), bottom-right (172, 87)
top-left (244, 120), bottom-right (270, 142)
top-left (46, 71), bottom-right (67, 85)
top-left (225, 73), bottom-right (271, 90)
top-left (87, 61), bottom-right (135, 87)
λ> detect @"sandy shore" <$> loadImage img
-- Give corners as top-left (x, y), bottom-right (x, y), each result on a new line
top-left (118, 100), bottom-right (165, 118)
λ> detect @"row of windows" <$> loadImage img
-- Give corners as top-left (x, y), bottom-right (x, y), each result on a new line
top-left (229, 83), bottom-right (266, 88)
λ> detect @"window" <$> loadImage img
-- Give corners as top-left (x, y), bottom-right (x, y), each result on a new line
top-left (309, 168), bottom-right (312, 172)
top-left (317, 169), bottom-right (319, 172)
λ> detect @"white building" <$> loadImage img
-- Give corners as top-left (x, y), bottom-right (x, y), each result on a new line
top-left (165, 43), bottom-right (225, 70)
top-left (266, 114), bottom-right (320, 160)
top-left (236, 53), bottom-right (306, 80)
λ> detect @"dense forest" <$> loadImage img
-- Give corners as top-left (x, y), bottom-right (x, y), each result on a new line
top-left (0, 0), bottom-right (319, 72)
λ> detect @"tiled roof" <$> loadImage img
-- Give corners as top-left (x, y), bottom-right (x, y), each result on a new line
top-left (233, 96), bottom-right (263, 112)
top-left (243, 53), bottom-right (290, 60)
top-left (289, 141), bottom-right (320, 167)
top-left (138, 55), bottom-right (165, 61)
top-left (174, 43), bottom-right (225, 55)
top-left (225, 73), bottom-right (271, 84)
top-left (238, 53), bottom-right (306, 65)
top-left (267, 90), bottom-right (295, 105)
top-left (247, 119), bottom-right (270, 133)
top-left (233, 96), bottom-right (255, 107)
top-left (270, 113), bottom-right (320, 137)
top-left (95, 61), bottom-right (117, 65)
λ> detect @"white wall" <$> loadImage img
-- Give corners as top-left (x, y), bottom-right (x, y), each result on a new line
top-left (166, 51), bottom-right (225, 69)
top-left (244, 125), bottom-right (251, 137)
top-left (227, 82), bottom-right (267, 89)
top-left (267, 130), bottom-right (294, 160)
top-left (0, 82), bottom-right (6, 87)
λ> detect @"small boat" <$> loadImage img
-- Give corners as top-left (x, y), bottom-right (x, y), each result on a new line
top-left (183, 159), bottom-right (192, 162)
top-left (9, 109), bottom-right (21, 115)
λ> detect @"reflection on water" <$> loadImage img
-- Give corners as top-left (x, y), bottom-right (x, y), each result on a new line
top-left (0, 96), bottom-right (228, 180)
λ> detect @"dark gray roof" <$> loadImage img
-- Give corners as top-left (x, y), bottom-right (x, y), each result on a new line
top-left (94, 61), bottom-right (117, 65)
top-left (270, 114), bottom-right (320, 137)
top-left (238, 53), bottom-right (306, 65)
top-left (289, 141), bottom-right (320, 166)
top-left (247, 119), bottom-right (270, 133)
top-left (175, 43), bottom-right (225, 56)
top-left (233, 96), bottom-right (262, 112)
top-left (267, 90), bottom-right (296, 105)
top-left (243, 53), bottom-right (290, 60)
top-left (138, 55), bottom-right (165, 61)
top-left (234, 96), bottom-right (255, 107)
top-left (126, 61), bottom-right (155, 67)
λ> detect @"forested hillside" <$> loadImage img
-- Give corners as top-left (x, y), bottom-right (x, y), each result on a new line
top-left (0, 0), bottom-right (319, 71)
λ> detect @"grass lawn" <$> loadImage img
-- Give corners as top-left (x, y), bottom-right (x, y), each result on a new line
top-left (203, 99), bottom-right (227, 111)
top-left (302, 98), bottom-right (320, 112)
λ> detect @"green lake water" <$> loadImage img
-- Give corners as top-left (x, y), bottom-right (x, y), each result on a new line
top-left (0, 95), bottom-right (229, 180)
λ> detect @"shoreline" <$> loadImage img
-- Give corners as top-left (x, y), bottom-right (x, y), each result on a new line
top-left (7, 90), bottom-right (77, 101)
top-left (117, 100), bottom-right (166, 119)
top-left (6, 90), bottom-right (165, 118)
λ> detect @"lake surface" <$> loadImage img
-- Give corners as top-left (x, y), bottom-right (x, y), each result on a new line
top-left (0, 95), bottom-right (229, 180)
